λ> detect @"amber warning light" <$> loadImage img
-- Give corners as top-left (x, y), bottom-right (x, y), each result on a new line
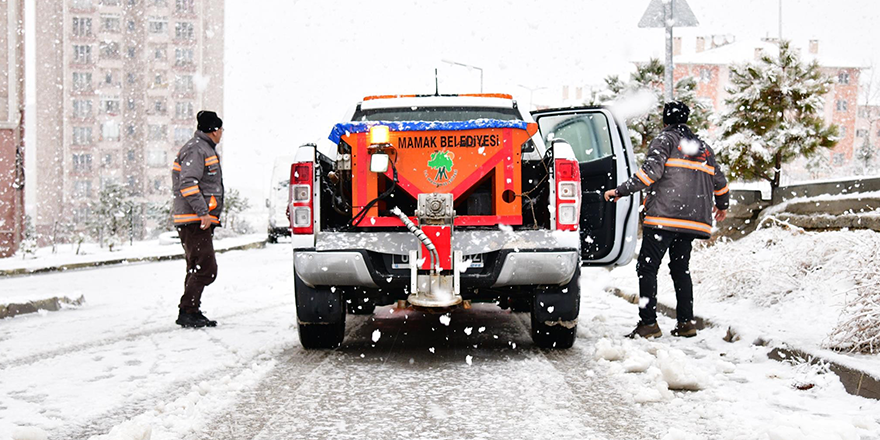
top-left (370, 125), bottom-right (390, 145)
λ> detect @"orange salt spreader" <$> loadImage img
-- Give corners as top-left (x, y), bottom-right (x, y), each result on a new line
top-left (335, 120), bottom-right (537, 308)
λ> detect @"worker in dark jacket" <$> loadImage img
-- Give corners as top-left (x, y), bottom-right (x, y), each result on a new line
top-left (604, 101), bottom-right (729, 339)
top-left (171, 111), bottom-right (225, 328)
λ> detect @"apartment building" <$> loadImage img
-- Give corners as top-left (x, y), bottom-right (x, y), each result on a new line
top-left (0, 0), bottom-right (25, 257)
top-left (35, 0), bottom-right (223, 241)
top-left (670, 37), bottom-right (866, 181)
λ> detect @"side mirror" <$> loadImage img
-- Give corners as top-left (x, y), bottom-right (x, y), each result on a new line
top-left (370, 153), bottom-right (389, 173)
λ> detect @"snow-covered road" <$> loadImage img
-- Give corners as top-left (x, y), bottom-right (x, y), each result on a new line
top-left (2, 244), bottom-right (878, 440)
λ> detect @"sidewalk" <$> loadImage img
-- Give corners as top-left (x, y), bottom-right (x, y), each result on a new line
top-left (0, 234), bottom-right (267, 319)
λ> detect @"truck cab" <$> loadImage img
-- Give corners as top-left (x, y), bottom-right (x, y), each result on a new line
top-left (290, 94), bottom-right (638, 349)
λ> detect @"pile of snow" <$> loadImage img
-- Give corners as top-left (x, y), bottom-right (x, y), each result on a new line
top-left (688, 227), bottom-right (880, 355)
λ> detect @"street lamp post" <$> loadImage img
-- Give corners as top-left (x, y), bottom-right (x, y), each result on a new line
top-left (441, 59), bottom-right (483, 93)
top-left (517, 84), bottom-right (547, 110)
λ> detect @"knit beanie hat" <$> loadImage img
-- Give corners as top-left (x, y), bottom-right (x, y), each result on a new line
top-left (197, 110), bottom-right (223, 133)
top-left (662, 101), bottom-right (690, 125)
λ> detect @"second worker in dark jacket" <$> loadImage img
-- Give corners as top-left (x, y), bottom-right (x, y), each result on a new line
top-left (171, 110), bottom-right (225, 328)
top-left (604, 101), bottom-right (729, 339)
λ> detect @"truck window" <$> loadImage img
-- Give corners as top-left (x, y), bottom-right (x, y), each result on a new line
top-left (542, 113), bottom-right (613, 163)
top-left (353, 106), bottom-right (520, 122)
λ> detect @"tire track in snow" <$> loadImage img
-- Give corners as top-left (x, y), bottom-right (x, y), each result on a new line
top-left (0, 303), bottom-right (292, 370)
top-left (199, 307), bottom-right (630, 440)
top-left (512, 313), bottom-right (656, 440)
top-left (193, 316), bottom-right (371, 440)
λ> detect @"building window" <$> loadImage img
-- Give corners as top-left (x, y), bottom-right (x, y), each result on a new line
top-left (699, 68), bottom-right (712, 83)
top-left (837, 100), bottom-right (848, 112)
top-left (126, 150), bottom-right (136, 162)
top-left (840, 126), bottom-right (847, 138)
top-left (74, 181), bottom-right (93, 198)
top-left (152, 178), bottom-right (163, 193)
top-left (859, 108), bottom-right (869, 118)
top-left (147, 149), bottom-right (167, 166)
top-left (127, 98), bottom-right (136, 110)
top-left (73, 99), bottom-right (93, 118)
top-left (832, 152), bottom-right (845, 166)
top-left (126, 125), bottom-right (137, 137)
top-left (72, 72), bottom-right (92, 92)
top-left (174, 74), bottom-right (193, 93)
top-left (174, 48), bottom-right (194, 66)
top-left (73, 127), bottom-right (94, 145)
top-left (175, 101), bottom-right (193, 120)
top-left (101, 97), bottom-right (120, 114)
top-left (127, 46), bottom-right (137, 59)
top-left (856, 129), bottom-right (868, 138)
top-left (174, 21), bottom-right (194, 40)
top-left (174, 126), bottom-right (190, 144)
top-left (102, 154), bottom-right (113, 167)
top-left (72, 0), bottom-right (94, 9)
top-left (153, 99), bottom-right (167, 114)
top-left (73, 17), bottom-right (92, 36)
top-left (152, 0), bottom-right (168, 6)
top-left (153, 73), bottom-right (165, 87)
top-left (175, 0), bottom-right (194, 14)
top-left (101, 14), bottom-right (121, 33)
top-left (100, 0), bottom-right (120, 5)
top-left (149, 17), bottom-right (168, 34)
top-left (73, 153), bottom-right (93, 172)
top-left (127, 72), bottom-right (136, 84)
top-left (73, 72), bottom-right (92, 91)
top-left (73, 44), bottom-right (92, 64)
top-left (153, 45), bottom-right (167, 61)
top-left (148, 124), bottom-right (167, 141)
top-left (102, 120), bottom-right (120, 141)
top-left (839, 71), bottom-right (850, 85)
top-left (127, 20), bottom-right (136, 32)
top-left (99, 41), bottom-right (120, 59)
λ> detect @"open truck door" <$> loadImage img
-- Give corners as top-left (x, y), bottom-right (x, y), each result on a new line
top-left (532, 107), bottom-right (639, 266)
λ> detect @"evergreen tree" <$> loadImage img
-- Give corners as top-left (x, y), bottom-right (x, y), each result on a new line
top-left (89, 183), bottom-right (134, 251)
top-left (599, 58), bottom-right (711, 157)
top-left (222, 188), bottom-right (251, 233)
top-left (715, 41), bottom-right (838, 198)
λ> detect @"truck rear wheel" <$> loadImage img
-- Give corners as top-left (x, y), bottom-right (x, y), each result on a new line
top-left (530, 266), bottom-right (580, 349)
top-left (294, 270), bottom-right (346, 349)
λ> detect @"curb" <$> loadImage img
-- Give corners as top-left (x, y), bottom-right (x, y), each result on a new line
top-left (0, 239), bottom-right (267, 279)
top-left (0, 295), bottom-right (86, 320)
top-left (607, 287), bottom-right (880, 401)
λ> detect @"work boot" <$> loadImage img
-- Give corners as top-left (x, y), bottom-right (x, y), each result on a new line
top-left (176, 310), bottom-right (208, 328)
top-left (671, 320), bottom-right (697, 338)
top-left (195, 311), bottom-right (217, 327)
top-left (626, 321), bottom-right (662, 339)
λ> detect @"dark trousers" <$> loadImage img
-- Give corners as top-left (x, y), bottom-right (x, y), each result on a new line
top-left (178, 224), bottom-right (217, 313)
top-left (636, 228), bottom-right (695, 325)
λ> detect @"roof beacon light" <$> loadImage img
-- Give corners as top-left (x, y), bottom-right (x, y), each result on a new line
top-left (370, 125), bottom-right (390, 145)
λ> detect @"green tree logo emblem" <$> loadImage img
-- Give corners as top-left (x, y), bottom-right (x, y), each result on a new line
top-left (428, 151), bottom-right (454, 182)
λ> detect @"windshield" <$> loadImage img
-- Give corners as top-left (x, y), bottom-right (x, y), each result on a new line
top-left (352, 106), bottom-right (520, 122)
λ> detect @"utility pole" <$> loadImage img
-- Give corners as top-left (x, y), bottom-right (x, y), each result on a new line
top-left (664, 0), bottom-right (674, 102)
top-left (639, 0), bottom-right (699, 102)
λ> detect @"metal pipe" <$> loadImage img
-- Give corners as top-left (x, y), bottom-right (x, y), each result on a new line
top-left (391, 207), bottom-right (440, 273)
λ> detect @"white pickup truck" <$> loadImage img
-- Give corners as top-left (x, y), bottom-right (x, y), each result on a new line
top-left (290, 93), bottom-right (638, 349)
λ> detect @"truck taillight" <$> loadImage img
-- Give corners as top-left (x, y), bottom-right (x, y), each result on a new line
top-left (555, 158), bottom-right (581, 231)
top-left (290, 162), bottom-right (314, 235)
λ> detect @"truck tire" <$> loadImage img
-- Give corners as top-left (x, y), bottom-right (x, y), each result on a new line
top-left (530, 266), bottom-right (580, 349)
top-left (294, 270), bottom-right (346, 349)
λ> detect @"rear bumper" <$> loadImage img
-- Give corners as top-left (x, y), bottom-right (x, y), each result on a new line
top-left (293, 248), bottom-right (579, 290)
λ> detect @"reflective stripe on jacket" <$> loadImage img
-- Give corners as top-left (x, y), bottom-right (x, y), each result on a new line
top-left (171, 131), bottom-right (224, 226)
top-left (615, 124), bottom-right (729, 239)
